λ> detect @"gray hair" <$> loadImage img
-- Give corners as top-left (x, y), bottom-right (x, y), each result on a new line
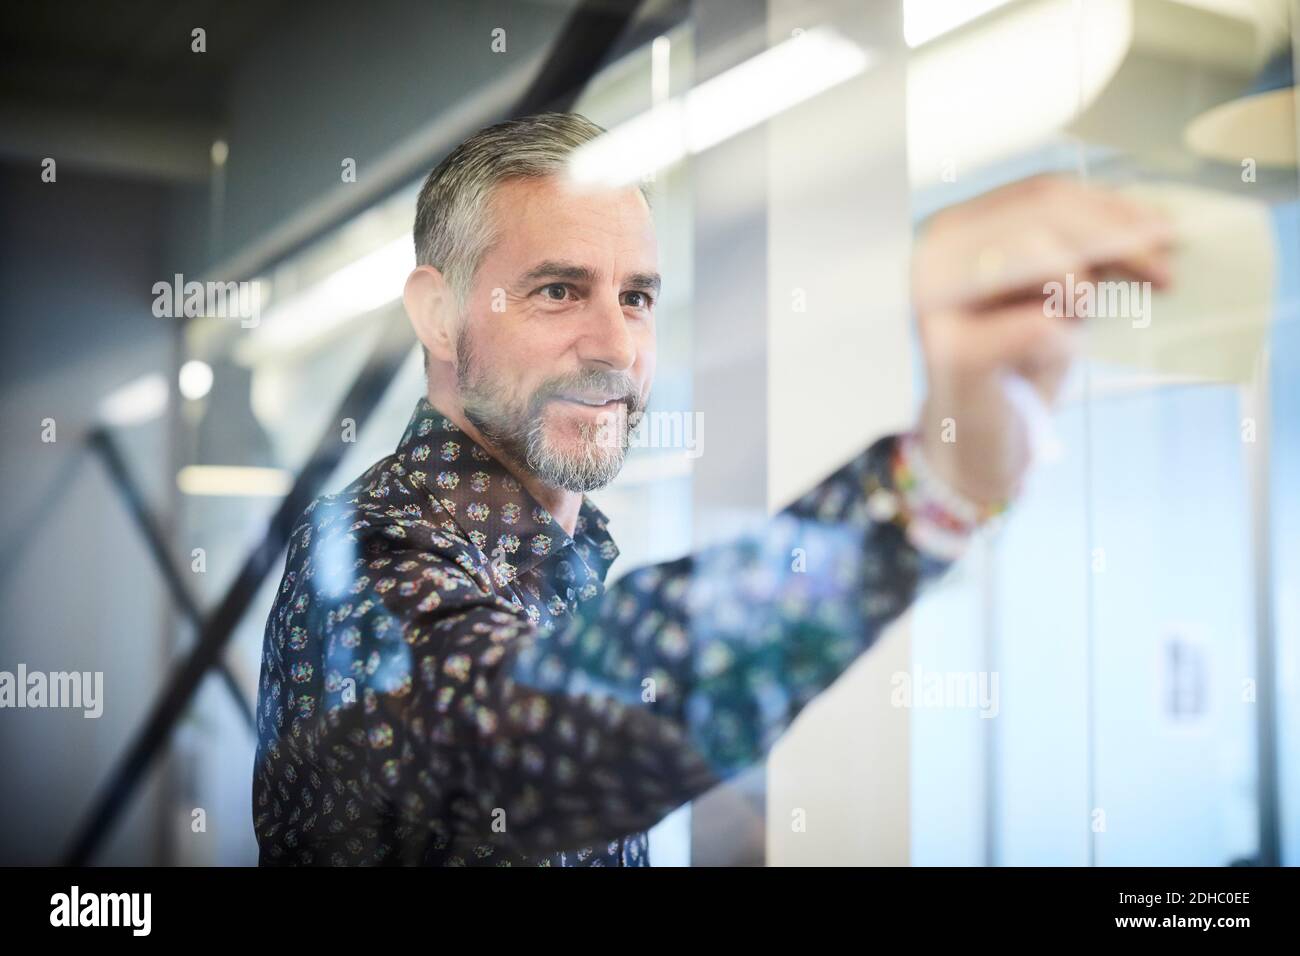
top-left (414, 112), bottom-right (621, 307)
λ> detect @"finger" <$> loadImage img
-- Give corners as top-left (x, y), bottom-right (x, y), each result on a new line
top-left (913, 177), bottom-right (1178, 314)
top-left (1047, 186), bottom-right (1176, 285)
top-left (923, 228), bottom-right (1078, 315)
top-left (984, 302), bottom-right (1078, 374)
top-left (922, 298), bottom-right (1080, 390)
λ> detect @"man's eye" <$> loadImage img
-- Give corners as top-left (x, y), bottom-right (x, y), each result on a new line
top-left (622, 291), bottom-right (652, 309)
top-left (539, 283), bottom-right (573, 302)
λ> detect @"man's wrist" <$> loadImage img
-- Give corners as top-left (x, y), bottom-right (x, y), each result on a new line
top-left (885, 432), bottom-right (1013, 562)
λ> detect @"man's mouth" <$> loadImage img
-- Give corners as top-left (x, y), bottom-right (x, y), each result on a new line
top-left (553, 394), bottom-right (627, 410)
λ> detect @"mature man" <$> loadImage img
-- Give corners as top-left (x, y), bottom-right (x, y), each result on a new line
top-left (252, 112), bottom-right (1170, 866)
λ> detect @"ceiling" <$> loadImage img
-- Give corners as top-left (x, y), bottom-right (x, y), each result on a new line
top-left (0, 0), bottom-right (287, 119)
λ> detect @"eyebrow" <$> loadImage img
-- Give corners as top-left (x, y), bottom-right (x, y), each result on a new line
top-left (518, 260), bottom-right (661, 295)
top-left (626, 271), bottom-right (662, 295)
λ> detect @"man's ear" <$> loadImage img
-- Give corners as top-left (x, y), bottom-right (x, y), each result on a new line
top-left (403, 264), bottom-right (459, 364)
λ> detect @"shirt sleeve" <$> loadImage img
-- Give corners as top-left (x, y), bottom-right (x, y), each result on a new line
top-left (282, 434), bottom-right (952, 858)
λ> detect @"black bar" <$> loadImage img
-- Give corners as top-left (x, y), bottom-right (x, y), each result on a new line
top-left (9, 865), bottom-right (1296, 938)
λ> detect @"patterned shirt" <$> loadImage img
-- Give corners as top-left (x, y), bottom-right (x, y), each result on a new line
top-left (253, 397), bottom-right (948, 865)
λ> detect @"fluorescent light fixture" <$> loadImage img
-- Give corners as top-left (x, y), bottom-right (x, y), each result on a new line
top-left (176, 465), bottom-right (293, 497)
top-left (98, 372), bottom-right (169, 427)
top-left (178, 359), bottom-right (214, 400)
top-left (904, 0), bottom-right (1015, 48)
top-left (253, 236), bottom-right (413, 354)
top-left (569, 102), bottom-right (688, 189)
top-left (569, 27), bottom-right (872, 188)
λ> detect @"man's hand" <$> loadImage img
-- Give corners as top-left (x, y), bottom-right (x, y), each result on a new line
top-left (911, 175), bottom-right (1175, 507)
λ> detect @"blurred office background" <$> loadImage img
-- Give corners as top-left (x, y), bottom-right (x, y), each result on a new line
top-left (0, 0), bottom-right (1296, 865)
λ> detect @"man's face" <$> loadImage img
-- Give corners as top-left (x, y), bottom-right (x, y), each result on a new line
top-left (454, 175), bottom-right (659, 492)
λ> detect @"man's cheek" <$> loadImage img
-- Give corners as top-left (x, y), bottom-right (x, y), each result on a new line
top-left (638, 351), bottom-right (657, 396)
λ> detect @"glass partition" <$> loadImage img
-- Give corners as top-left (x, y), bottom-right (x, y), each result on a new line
top-left (907, 0), bottom-right (1298, 866)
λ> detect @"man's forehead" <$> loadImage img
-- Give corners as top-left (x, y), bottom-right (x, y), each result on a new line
top-left (491, 176), bottom-right (653, 237)
top-left (495, 172), bottom-right (646, 208)
top-left (487, 176), bottom-right (658, 274)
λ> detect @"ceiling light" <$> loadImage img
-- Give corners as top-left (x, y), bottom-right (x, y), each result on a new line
top-left (176, 465), bottom-right (293, 497)
top-left (569, 27), bottom-right (872, 189)
top-left (178, 359), bottom-right (214, 400)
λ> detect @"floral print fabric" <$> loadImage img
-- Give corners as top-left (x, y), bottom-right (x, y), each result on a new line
top-left (253, 398), bottom-right (947, 865)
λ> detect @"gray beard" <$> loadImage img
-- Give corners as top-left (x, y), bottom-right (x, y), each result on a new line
top-left (457, 338), bottom-right (643, 493)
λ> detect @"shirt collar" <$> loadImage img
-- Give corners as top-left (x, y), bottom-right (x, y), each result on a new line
top-left (394, 397), bottom-right (619, 582)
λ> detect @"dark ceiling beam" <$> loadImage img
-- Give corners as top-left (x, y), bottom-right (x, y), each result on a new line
top-left (0, 101), bottom-right (218, 183)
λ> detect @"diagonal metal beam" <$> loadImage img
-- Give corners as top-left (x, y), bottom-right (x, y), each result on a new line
top-left (87, 426), bottom-right (255, 731)
top-left (516, 0), bottom-right (644, 115)
top-left (62, 315), bottom-right (414, 865)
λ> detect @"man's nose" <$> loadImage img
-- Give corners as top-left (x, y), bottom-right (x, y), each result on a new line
top-left (576, 293), bottom-right (637, 371)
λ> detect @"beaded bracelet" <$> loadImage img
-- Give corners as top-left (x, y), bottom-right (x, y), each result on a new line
top-left (866, 433), bottom-right (1012, 562)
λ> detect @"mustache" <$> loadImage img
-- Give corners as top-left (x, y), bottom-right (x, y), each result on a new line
top-left (530, 369), bottom-right (645, 416)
